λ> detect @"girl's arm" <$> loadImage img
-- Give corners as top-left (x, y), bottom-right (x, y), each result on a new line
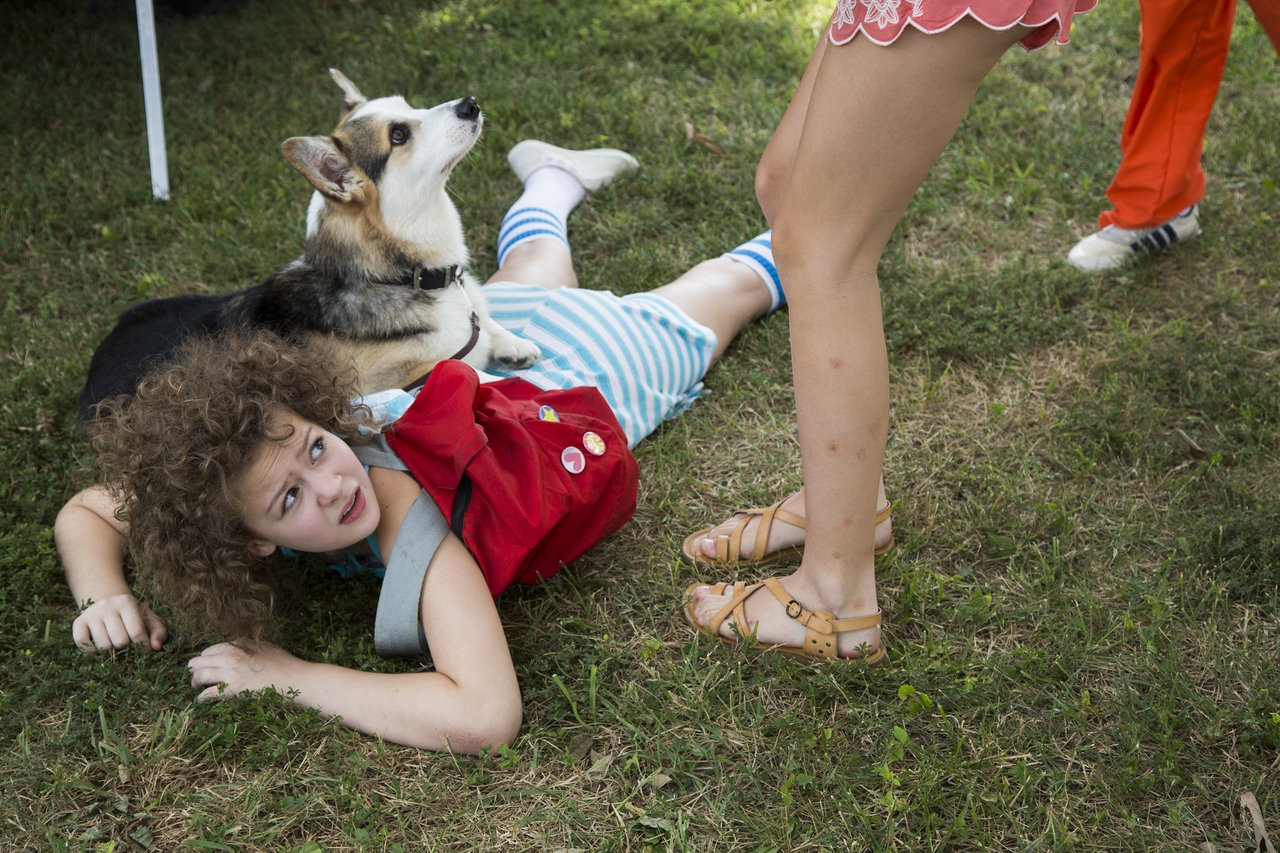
top-left (187, 467), bottom-right (522, 753)
top-left (55, 486), bottom-right (168, 651)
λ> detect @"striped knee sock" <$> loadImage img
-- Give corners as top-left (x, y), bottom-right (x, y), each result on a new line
top-left (724, 231), bottom-right (784, 312)
top-left (496, 166), bottom-right (584, 267)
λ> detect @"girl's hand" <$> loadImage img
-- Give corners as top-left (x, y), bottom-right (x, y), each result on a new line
top-left (72, 594), bottom-right (168, 652)
top-left (187, 642), bottom-right (303, 702)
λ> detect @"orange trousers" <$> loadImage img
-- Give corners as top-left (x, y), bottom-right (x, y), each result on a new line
top-left (1100, 0), bottom-right (1280, 229)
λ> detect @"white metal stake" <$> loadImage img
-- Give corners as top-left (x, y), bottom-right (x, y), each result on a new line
top-left (135, 0), bottom-right (170, 200)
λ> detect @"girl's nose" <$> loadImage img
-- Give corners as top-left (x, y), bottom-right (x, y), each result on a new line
top-left (314, 472), bottom-right (343, 504)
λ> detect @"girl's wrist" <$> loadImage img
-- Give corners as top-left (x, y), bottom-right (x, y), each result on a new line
top-left (77, 589), bottom-right (137, 610)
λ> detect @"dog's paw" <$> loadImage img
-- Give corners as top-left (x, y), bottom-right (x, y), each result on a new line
top-left (491, 335), bottom-right (541, 369)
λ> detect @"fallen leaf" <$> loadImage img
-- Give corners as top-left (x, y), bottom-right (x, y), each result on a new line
top-left (117, 764), bottom-right (131, 784)
top-left (1241, 791), bottom-right (1276, 853)
top-left (649, 772), bottom-right (672, 789)
top-left (1173, 428), bottom-right (1208, 461)
top-left (683, 121), bottom-right (725, 156)
top-left (587, 750), bottom-right (614, 775)
top-left (624, 800), bottom-right (646, 817)
top-left (567, 733), bottom-right (593, 761)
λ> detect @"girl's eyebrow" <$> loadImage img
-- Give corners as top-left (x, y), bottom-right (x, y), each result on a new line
top-left (264, 426), bottom-right (316, 516)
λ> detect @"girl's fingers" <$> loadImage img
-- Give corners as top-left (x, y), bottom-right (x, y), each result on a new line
top-left (104, 613), bottom-right (131, 649)
top-left (72, 618), bottom-right (93, 650)
top-left (144, 610), bottom-right (169, 651)
top-left (87, 620), bottom-right (113, 651)
top-left (74, 601), bottom-right (163, 652)
top-left (121, 608), bottom-right (149, 645)
top-left (196, 685), bottom-right (226, 703)
top-left (190, 665), bottom-right (233, 693)
top-left (188, 657), bottom-right (220, 683)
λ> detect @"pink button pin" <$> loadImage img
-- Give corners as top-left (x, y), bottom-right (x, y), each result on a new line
top-left (561, 446), bottom-right (586, 474)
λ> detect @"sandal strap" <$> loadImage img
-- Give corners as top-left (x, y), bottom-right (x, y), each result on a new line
top-left (732, 592), bottom-right (750, 642)
top-left (773, 505), bottom-right (808, 529)
top-left (713, 500), bottom-right (886, 565)
top-left (706, 581), bottom-right (756, 638)
top-left (760, 578), bottom-right (829, 630)
top-left (827, 611), bottom-right (883, 633)
top-left (807, 610), bottom-right (841, 661)
top-left (699, 577), bottom-right (884, 662)
top-left (760, 578), bottom-right (882, 660)
top-left (725, 509), bottom-right (760, 562)
top-left (752, 503), bottom-right (779, 563)
top-left (719, 500), bottom-right (805, 563)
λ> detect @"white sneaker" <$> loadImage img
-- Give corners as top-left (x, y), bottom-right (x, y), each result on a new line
top-left (1066, 204), bottom-right (1202, 272)
top-left (507, 140), bottom-right (639, 191)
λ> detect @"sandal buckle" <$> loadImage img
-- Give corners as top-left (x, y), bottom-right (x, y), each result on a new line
top-left (784, 599), bottom-right (802, 619)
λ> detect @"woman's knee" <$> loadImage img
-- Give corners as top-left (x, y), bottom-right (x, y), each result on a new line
top-left (770, 219), bottom-right (828, 277)
top-left (771, 218), bottom-right (880, 297)
top-left (755, 152), bottom-right (789, 225)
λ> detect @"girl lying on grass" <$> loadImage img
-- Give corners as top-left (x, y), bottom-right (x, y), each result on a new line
top-left (55, 142), bottom-right (856, 752)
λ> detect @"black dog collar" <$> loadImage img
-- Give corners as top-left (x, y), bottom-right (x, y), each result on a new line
top-left (377, 264), bottom-right (463, 291)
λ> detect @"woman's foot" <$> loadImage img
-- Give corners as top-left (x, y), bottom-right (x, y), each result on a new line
top-left (687, 488), bottom-right (894, 563)
top-left (685, 570), bottom-right (883, 661)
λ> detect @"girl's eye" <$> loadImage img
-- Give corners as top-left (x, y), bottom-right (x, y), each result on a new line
top-left (282, 487), bottom-right (299, 513)
top-left (390, 126), bottom-right (409, 146)
top-left (310, 438), bottom-right (324, 461)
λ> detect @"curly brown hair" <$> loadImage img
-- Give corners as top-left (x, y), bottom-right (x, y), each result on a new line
top-left (91, 331), bottom-right (369, 645)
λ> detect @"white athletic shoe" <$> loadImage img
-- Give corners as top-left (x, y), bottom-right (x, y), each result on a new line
top-left (1066, 205), bottom-right (1202, 272)
top-left (507, 140), bottom-right (639, 191)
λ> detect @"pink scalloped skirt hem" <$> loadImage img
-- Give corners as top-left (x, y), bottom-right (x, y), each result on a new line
top-left (828, 0), bottom-right (1098, 51)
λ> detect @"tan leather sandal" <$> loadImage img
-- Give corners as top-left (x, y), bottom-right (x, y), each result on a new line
top-left (682, 577), bottom-right (887, 664)
top-left (681, 502), bottom-right (894, 567)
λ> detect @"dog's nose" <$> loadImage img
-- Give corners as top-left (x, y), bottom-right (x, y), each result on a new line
top-left (455, 96), bottom-right (480, 120)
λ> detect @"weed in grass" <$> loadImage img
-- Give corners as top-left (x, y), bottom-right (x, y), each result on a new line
top-left (1191, 500), bottom-right (1280, 610)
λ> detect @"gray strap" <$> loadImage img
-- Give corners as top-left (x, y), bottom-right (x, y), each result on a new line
top-left (374, 491), bottom-right (449, 657)
top-left (352, 434), bottom-right (409, 473)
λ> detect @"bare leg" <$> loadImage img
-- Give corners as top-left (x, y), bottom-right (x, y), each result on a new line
top-left (651, 258), bottom-right (772, 364)
top-left (690, 21), bottom-right (1031, 658)
top-left (484, 239), bottom-right (579, 291)
top-left (487, 233), bottom-right (775, 364)
top-left (756, 24), bottom-right (830, 224)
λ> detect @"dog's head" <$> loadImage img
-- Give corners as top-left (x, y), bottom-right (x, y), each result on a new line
top-left (282, 70), bottom-right (480, 275)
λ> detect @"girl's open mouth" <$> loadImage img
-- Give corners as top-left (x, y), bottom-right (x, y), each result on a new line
top-left (340, 487), bottom-right (365, 524)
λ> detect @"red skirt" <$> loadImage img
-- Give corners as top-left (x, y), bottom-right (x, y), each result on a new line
top-left (828, 0), bottom-right (1097, 51)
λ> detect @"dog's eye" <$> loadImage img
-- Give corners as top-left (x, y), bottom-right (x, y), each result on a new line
top-left (390, 126), bottom-right (410, 146)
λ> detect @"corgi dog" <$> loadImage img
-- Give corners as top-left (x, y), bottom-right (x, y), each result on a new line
top-left (78, 69), bottom-right (540, 422)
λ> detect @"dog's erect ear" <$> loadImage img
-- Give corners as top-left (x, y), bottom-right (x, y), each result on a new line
top-left (282, 136), bottom-right (365, 204)
top-left (329, 68), bottom-right (367, 123)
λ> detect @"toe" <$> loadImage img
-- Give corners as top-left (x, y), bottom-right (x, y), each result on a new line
top-left (693, 592), bottom-right (727, 629)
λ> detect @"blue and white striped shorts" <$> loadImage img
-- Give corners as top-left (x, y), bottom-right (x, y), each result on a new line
top-left (482, 282), bottom-right (718, 448)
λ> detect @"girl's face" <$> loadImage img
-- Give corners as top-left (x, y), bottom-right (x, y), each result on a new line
top-left (238, 412), bottom-right (380, 557)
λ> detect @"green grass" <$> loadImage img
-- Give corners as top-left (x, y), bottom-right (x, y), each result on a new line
top-left (3, 0), bottom-right (1280, 850)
